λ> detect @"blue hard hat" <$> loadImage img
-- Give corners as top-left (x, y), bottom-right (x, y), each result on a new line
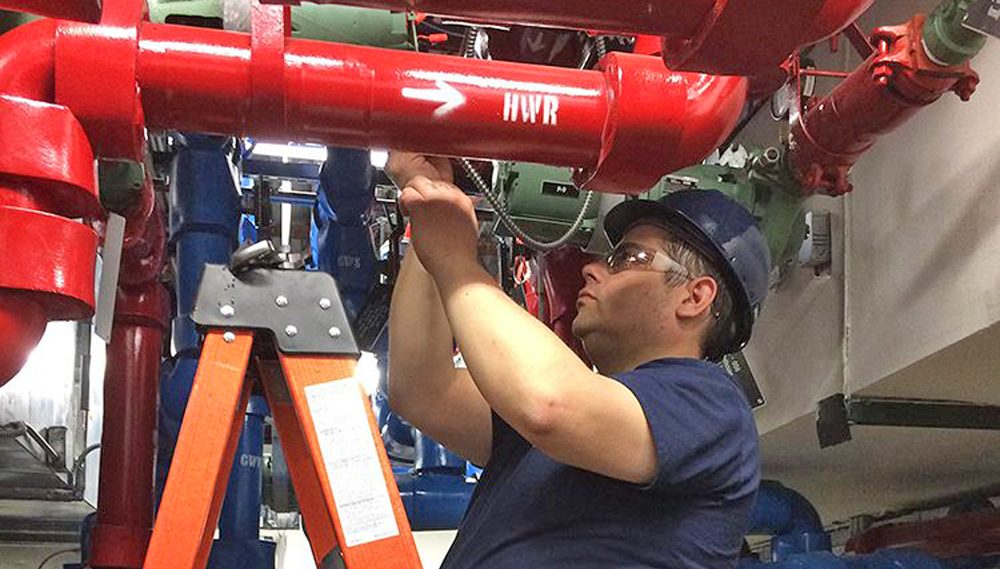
top-left (603, 189), bottom-right (771, 355)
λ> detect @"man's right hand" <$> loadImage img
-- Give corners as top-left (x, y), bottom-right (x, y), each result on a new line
top-left (386, 152), bottom-right (454, 189)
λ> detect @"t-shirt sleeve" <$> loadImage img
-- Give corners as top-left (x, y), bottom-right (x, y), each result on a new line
top-left (616, 368), bottom-right (758, 496)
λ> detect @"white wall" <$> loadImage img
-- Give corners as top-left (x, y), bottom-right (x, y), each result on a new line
top-left (844, 3), bottom-right (1000, 394)
top-left (746, 0), bottom-right (1000, 430)
top-left (740, 0), bottom-right (1000, 521)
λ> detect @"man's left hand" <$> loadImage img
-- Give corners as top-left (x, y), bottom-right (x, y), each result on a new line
top-left (399, 175), bottom-right (479, 280)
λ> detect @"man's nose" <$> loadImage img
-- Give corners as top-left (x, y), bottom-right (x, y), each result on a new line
top-left (581, 260), bottom-right (605, 283)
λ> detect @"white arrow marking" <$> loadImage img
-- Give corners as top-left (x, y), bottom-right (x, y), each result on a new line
top-left (401, 80), bottom-right (466, 118)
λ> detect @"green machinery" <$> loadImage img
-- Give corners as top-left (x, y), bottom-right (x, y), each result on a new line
top-left (148, 0), bottom-right (412, 47)
top-left (496, 147), bottom-right (809, 271)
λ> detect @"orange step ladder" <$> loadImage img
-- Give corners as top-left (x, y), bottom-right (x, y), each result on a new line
top-left (144, 257), bottom-right (422, 569)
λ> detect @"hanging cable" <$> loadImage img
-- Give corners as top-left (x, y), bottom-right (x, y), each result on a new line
top-left (452, 27), bottom-right (596, 252)
top-left (457, 157), bottom-right (596, 252)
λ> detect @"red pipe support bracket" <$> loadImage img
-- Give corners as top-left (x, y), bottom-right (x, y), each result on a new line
top-left (259, 0), bottom-right (873, 83)
top-left (134, 23), bottom-right (746, 193)
top-left (0, 0), bottom-right (102, 23)
top-left (251, 2), bottom-right (290, 139)
top-left (789, 14), bottom-right (979, 195)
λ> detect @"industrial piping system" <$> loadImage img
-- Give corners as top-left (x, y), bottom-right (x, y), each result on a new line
top-left (0, 0), bottom-right (991, 565)
top-left (0, 0), bottom-right (765, 386)
top-left (260, 0), bottom-right (874, 84)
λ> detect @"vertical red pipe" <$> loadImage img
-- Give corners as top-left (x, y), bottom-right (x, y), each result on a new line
top-left (90, 183), bottom-right (169, 569)
top-left (90, 284), bottom-right (167, 569)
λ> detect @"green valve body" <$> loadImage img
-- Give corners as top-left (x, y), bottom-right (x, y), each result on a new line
top-left (922, 0), bottom-right (988, 66)
top-left (641, 152), bottom-right (807, 270)
top-left (148, 0), bottom-right (411, 48)
top-left (496, 162), bottom-right (600, 248)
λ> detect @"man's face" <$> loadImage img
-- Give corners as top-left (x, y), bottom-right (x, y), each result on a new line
top-left (572, 224), bottom-right (683, 347)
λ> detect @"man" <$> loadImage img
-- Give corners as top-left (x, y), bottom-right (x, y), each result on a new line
top-left (386, 152), bottom-right (770, 568)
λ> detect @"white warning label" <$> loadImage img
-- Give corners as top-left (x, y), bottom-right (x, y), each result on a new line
top-left (305, 379), bottom-right (399, 547)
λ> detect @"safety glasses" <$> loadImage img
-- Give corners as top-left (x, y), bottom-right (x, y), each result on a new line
top-left (605, 241), bottom-right (691, 278)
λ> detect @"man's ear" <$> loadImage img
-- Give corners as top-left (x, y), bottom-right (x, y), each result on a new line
top-left (676, 276), bottom-right (717, 321)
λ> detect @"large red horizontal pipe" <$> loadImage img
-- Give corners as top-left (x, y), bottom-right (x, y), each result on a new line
top-left (136, 22), bottom-right (746, 192)
top-left (0, 0), bottom-right (102, 23)
top-left (138, 24), bottom-right (606, 164)
top-left (266, 0), bottom-right (712, 37)
top-left (262, 0), bottom-right (873, 80)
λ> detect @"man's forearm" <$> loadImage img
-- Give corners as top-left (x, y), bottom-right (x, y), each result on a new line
top-left (434, 261), bottom-right (594, 437)
top-left (387, 249), bottom-right (459, 412)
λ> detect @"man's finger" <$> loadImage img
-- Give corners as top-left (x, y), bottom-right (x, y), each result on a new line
top-left (398, 186), bottom-right (422, 216)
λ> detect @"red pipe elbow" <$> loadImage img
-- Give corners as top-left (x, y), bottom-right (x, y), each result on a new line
top-left (0, 18), bottom-right (57, 101)
top-left (0, 19), bottom-right (100, 386)
top-left (575, 53), bottom-right (747, 193)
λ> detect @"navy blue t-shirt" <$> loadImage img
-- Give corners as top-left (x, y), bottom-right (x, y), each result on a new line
top-left (439, 358), bottom-right (760, 569)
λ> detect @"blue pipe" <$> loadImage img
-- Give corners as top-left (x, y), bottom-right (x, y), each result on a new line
top-left (160, 134), bottom-right (242, 501)
top-left (750, 480), bottom-right (833, 560)
top-left (209, 395), bottom-right (276, 568)
top-left (395, 432), bottom-right (476, 530)
top-left (309, 147), bottom-right (375, 320)
top-left (750, 549), bottom-right (952, 569)
top-left (160, 134), bottom-right (273, 568)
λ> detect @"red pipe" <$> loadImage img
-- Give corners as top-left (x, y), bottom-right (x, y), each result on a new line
top-left (789, 14), bottom-right (979, 195)
top-left (0, 0), bottom-right (102, 23)
top-left (846, 510), bottom-right (1000, 558)
top-left (135, 22), bottom-right (746, 192)
top-left (0, 18), bottom-right (56, 102)
top-left (90, 181), bottom-right (169, 569)
top-left (0, 19), bottom-right (101, 387)
top-left (267, 0), bottom-right (714, 38)
top-left (261, 0), bottom-right (872, 81)
top-left (539, 248), bottom-right (595, 367)
top-left (90, 285), bottom-right (167, 569)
